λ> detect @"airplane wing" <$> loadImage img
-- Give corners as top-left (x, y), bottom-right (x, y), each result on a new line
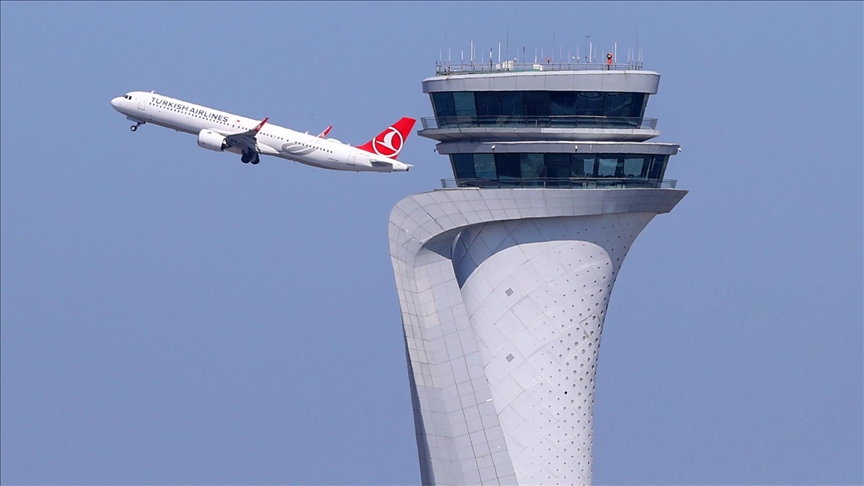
top-left (224, 117), bottom-right (268, 152)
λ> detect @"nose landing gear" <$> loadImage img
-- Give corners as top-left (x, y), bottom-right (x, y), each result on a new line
top-left (130, 122), bottom-right (144, 132)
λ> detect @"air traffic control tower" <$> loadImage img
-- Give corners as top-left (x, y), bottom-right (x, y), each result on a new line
top-left (388, 54), bottom-right (686, 485)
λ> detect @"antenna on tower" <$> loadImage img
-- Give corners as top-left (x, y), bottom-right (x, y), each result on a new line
top-left (506, 29), bottom-right (510, 60)
top-left (586, 34), bottom-right (592, 64)
top-left (441, 33), bottom-right (446, 62)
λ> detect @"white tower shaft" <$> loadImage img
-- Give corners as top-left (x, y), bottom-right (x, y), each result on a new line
top-left (389, 188), bottom-right (686, 485)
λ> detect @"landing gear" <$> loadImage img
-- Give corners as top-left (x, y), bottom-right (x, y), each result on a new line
top-left (130, 122), bottom-right (144, 132)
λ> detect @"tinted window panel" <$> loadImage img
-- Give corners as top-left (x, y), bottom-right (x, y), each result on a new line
top-left (573, 155), bottom-right (596, 177)
top-left (648, 155), bottom-right (668, 179)
top-left (475, 92), bottom-right (499, 117)
top-left (615, 157), bottom-right (626, 177)
top-left (452, 154), bottom-right (475, 178)
top-left (453, 92), bottom-right (477, 117)
top-left (449, 153), bottom-right (668, 181)
top-left (597, 157), bottom-right (618, 177)
top-left (435, 91), bottom-right (649, 125)
top-left (520, 154), bottom-right (545, 178)
top-left (544, 154), bottom-right (571, 178)
top-left (496, 153), bottom-right (521, 179)
top-left (577, 92), bottom-right (604, 116)
top-left (604, 92), bottom-right (632, 118)
top-left (624, 156), bottom-right (650, 177)
top-left (525, 91), bottom-right (550, 116)
top-left (624, 155), bottom-right (651, 177)
top-left (432, 93), bottom-right (455, 118)
top-left (631, 93), bottom-right (646, 117)
top-left (550, 92), bottom-right (576, 116)
top-left (499, 92), bottom-right (525, 117)
top-left (474, 154), bottom-right (497, 179)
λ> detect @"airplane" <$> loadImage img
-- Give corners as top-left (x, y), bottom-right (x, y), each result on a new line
top-left (110, 91), bottom-right (414, 172)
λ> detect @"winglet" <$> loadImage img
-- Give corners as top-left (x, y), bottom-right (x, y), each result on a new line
top-left (318, 125), bottom-right (332, 138)
top-left (253, 117), bottom-right (269, 132)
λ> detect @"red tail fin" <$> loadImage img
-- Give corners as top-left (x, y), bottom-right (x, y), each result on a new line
top-left (357, 117), bottom-right (416, 159)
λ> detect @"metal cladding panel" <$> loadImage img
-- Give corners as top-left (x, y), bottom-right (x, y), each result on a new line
top-left (389, 188), bottom-right (686, 485)
top-left (422, 71), bottom-right (660, 94)
top-left (453, 214), bottom-right (654, 484)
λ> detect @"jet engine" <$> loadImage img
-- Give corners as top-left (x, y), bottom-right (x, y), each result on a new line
top-left (197, 129), bottom-right (228, 152)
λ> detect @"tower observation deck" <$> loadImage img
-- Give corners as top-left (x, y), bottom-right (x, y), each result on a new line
top-left (388, 53), bottom-right (687, 485)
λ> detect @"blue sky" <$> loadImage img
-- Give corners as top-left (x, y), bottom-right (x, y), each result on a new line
top-left (1, 2), bottom-right (861, 484)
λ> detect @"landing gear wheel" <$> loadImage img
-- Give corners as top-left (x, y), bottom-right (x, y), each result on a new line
top-left (250, 156), bottom-right (260, 165)
top-left (130, 125), bottom-right (138, 132)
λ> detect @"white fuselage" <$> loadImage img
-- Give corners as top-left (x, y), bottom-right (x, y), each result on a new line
top-left (110, 91), bottom-right (410, 172)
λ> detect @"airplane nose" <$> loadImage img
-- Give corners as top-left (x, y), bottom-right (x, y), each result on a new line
top-left (110, 97), bottom-right (122, 110)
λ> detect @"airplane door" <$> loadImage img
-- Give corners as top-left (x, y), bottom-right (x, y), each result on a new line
top-left (137, 93), bottom-right (149, 111)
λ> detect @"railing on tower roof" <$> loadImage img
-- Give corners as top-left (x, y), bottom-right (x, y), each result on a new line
top-left (435, 60), bottom-right (643, 76)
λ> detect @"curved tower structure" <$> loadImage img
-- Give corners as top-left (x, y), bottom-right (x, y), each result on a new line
top-left (389, 57), bottom-right (686, 485)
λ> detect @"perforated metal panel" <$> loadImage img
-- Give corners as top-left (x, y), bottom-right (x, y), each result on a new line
top-left (454, 213), bottom-right (652, 484)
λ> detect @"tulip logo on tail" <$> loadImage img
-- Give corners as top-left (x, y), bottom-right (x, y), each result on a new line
top-left (373, 127), bottom-right (404, 157)
top-left (358, 117), bottom-right (416, 159)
